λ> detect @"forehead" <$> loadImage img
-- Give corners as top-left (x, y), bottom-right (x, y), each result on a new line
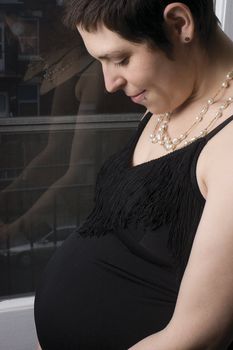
top-left (77, 25), bottom-right (141, 58)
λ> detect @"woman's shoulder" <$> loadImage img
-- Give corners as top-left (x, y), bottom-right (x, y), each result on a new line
top-left (197, 113), bottom-right (233, 198)
top-left (196, 115), bottom-right (233, 199)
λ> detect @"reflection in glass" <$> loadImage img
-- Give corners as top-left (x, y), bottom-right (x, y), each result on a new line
top-left (0, 0), bottom-right (143, 297)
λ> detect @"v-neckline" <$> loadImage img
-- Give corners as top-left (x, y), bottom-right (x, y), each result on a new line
top-left (127, 112), bottom-right (204, 169)
top-left (127, 111), bottom-right (233, 170)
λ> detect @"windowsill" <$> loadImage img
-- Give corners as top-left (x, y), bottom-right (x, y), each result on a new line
top-left (0, 295), bottom-right (35, 314)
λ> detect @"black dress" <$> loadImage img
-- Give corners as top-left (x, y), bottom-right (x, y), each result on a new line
top-left (34, 112), bottom-right (233, 350)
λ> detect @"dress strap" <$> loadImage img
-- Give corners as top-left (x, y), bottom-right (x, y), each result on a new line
top-left (136, 111), bottom-right (153, 137)
top-left (139, 111), bottom-right (152, 125)
top-left (121, 111), bottom-right (152, 165)
top-left (205, 114), bottom-right (233, 142)
top-left (131, 111), bottom-right (152, 145)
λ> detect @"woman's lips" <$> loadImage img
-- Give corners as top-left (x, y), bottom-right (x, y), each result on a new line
top-left (130, 90), bottom-right (146, 103)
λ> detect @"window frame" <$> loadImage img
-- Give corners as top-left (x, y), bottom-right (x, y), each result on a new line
top-left (215, 0), bottom-right (233, 40)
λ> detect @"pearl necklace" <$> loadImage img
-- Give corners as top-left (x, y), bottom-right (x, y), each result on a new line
top-left (149, 69), bottom-right (233, 152)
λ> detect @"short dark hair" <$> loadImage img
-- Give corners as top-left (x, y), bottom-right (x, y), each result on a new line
top-left (63, 0), bottom-right (219, 54)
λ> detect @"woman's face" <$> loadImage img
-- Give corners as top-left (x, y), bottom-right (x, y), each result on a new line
top-left (78, 25), bottom-right (196, 114)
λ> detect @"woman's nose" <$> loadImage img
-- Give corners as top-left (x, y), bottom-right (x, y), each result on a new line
top-left (103, 67), bottom-right (126, 93)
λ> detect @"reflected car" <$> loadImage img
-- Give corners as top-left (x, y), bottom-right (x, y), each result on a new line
top-left (0, 225), bottom-right (76, 266)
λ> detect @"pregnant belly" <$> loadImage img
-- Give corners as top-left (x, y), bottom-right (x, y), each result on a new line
top-left (34, 231), bottom-right (178, 350)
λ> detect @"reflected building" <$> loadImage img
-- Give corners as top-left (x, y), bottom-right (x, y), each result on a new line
top-left (0, 0), bottom-right (41, 117)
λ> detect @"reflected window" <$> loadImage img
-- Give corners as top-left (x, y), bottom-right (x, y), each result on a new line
top-left (0, 93), bottom-right (8, 117)
top-left (18, 84), bottom-right (39, 116)
top-left (16, 18), bottom-right (39, 58)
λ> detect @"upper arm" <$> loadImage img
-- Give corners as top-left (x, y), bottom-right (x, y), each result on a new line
top-left (169, 127), bottom-right (233, 349)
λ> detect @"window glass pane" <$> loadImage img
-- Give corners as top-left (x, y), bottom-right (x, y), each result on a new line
top-left (19, 36), bottom-right (38, 56)
top-left (0, 0), bottom-right (143, 299)
top-left (18, 102), bottom-right (37, 116)
top-left (11, 18), bottom-right (39, 56)
top-left (18, 85), bottom-right (37, 101)
top-left (0, 94), bottom-right (6, 112)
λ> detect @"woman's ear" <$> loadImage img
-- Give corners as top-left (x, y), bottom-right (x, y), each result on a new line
top-left (163, 2), bottom-right (195, 44)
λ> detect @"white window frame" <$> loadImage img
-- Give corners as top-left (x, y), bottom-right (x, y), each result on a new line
top-left (0, 296), bottom-right (34, 313)
top-left (0, 296), bottom-right (37, 350)
top-left (215, 0), bottom-right (233, 40)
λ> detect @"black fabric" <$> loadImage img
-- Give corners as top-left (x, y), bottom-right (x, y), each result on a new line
top-left (34, 112), bottom-right (233, 350)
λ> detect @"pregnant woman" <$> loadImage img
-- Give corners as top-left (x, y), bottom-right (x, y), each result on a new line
top-left (35, 1), bottom-right (233, 349)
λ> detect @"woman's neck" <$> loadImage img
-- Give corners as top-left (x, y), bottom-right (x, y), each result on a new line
top-left (173, 28), bottom-right (233, 117)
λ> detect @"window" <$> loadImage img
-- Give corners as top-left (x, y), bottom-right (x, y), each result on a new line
top-left (17, 18), bottom-right (39, 59)
top-left (18, 84), bottom-right (39, 116)
top-left (215, 0), bottom-right (233, 40)
top-left (0, 0), bottom-right (227, 301)
top-left (0, 0), bottom-right (232, 348)
top-left (0, 0), bottom-right (143, 299)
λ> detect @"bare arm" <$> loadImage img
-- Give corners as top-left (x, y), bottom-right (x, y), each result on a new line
top-left (129, 126), bottom-right (233, 350)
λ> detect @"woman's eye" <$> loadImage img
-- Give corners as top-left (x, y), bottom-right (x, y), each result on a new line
top-left (114, 58), bottom-right (129, 67)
